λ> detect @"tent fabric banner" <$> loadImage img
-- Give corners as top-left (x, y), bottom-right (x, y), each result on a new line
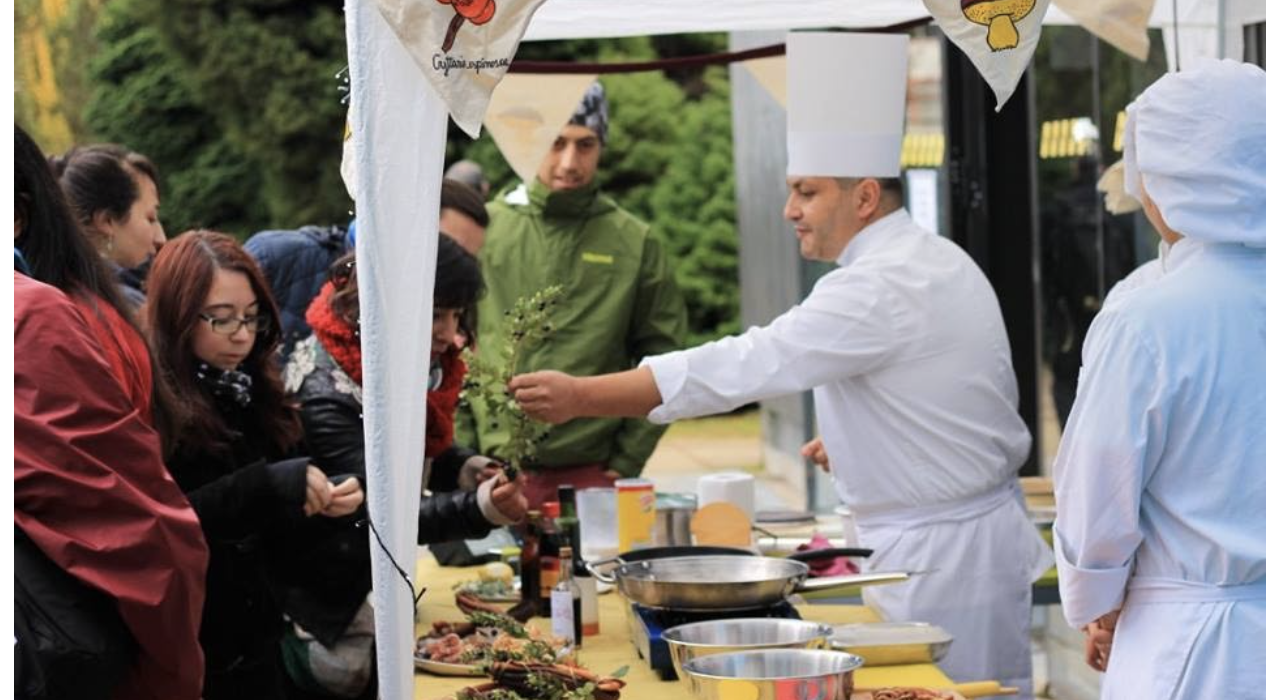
top-left (743, 56), bottom-right (787, 108)
top-left (344, 0), bottom-right (449, 696)
top-left (483, 73), bottom-right (598, 183)
top-left (922, 0), bottom-right (1051, 110)
top-left (372, 0), bottom-right (547, 137)
top-left (523, 0), bottom-right (930, 41)
top-left (1052, 0), bottom-right (1156, 61)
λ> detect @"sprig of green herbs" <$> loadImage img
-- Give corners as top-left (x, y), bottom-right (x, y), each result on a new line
top-left (462, 286), bottom-right (565, 476)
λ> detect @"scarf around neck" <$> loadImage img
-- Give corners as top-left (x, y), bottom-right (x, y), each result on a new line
top-left (195, 361), bottom-right (254, 408)
top-left (305, 281), bottom-right (465, 457)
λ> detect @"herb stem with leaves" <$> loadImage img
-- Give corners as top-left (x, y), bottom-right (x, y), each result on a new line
top-left (463, 286), bottom-right (565, 478)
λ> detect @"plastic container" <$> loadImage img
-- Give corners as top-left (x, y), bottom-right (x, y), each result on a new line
top-left (576, 487), bottom-right (618, 560)
top-left (828, 622), bottom-right (953, 666)
top-left (615, 478), bottom-right (656, 553)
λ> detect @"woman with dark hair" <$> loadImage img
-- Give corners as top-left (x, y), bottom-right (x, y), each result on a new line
top-left (276, 235), bottom-right (525, 698)
top-left (15, 129), bottom-right (182, 446)
top-left (14, 123), bottom-right (209, 700)
top-left (146, 229), bottom-right (364, 700)
top-left (50, 143), bottom-right (166, 307)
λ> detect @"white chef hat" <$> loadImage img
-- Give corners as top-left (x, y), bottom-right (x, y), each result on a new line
top-left (1123, 59), bottom-right (1266, 247)
top-left (786, 32), bottom-right (909, 179)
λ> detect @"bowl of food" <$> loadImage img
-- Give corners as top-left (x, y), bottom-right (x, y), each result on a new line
top-left (828, 622), bottom-right (953, 667)
top-left (663, 618), bottom-right (832, 685)
top-left (681, 649), bottom-right (863, 700)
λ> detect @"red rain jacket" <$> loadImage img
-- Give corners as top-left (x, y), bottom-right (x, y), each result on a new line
top-left (14, 272), bottom-right (210, 700)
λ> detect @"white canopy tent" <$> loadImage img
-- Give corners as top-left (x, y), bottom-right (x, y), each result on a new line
top-left (341, 1), bottom-right (1258, 697)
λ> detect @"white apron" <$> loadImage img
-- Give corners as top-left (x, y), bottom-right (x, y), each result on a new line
top-left (1100, 579), bottom-right (1265, 699)
top-left (845, 484), bottom-right (1052, 700)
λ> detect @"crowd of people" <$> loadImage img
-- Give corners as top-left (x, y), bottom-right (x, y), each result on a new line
top-left (14, 50), bottom-right (1265, 700)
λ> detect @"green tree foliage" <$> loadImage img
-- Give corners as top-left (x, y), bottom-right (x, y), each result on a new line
top-left (85, 0), bottom-right (266, 234)
top-left (138, 0), bottom-right (350, 230)
top-left (649, 69), bottom-right (740, 344)
top-left (15, 0), bottom-right (104, 153)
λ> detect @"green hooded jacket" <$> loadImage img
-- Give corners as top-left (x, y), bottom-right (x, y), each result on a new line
top-left (455, 178), bottom-right (688, 477)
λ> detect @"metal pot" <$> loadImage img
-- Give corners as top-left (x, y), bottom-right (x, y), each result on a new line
top-left (651, 492), bottom-right (697, 546)
top-left (682, 649), bottom-right (864, 700)
top-left (663, 619), bottom-right (832, 686)
top-left (609, 555), bottom-right (908, 611)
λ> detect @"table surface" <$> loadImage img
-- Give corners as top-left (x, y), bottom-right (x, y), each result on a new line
top-left (411, 557), bottom-right (1004, 699)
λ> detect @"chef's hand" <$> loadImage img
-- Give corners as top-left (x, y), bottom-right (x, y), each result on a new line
top-left (303, 465), bottom-right (334, 516)
top-left (800, 438), bottom-right (830, 473)
top-left (322, 477), bottom-right (364, 517)
top-left (1083, 609), bottom-right (1120, 672)
top-left (510, 371), bottom-right (581, 424)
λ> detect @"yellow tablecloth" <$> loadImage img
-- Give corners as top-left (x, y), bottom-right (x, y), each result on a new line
top-left (412, 557), bottom-right (1000, 699)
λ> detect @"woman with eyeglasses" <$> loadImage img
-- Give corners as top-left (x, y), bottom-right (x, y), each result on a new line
top-left (274, 235), bottom-right (525, 698)
top-left (145, 229), bottom-right (365, 700)
top-left (50, 143), bottom-right (167, 309)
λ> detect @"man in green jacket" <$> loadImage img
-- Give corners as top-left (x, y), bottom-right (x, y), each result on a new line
top-left (456, 81), bottom-right (688, 506)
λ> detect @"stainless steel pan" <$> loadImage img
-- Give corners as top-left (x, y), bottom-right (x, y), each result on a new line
top-left (609, 555), bottom-right (908, 611)
top-left (588, 545), bottom-right (874, 581)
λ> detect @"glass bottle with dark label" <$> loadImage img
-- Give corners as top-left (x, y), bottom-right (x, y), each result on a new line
top-left (537, 501), bottom-right (562, 616)
top-left (516, 510), bottom-right (543, 618)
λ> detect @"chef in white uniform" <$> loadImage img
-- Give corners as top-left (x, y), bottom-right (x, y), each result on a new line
top-left (1052, 59), bottom-right (1265, 699)
top-left (509, 32), bottom-right (1051, 697)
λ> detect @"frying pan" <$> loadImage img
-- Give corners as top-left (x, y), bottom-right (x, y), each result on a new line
top-left (605, 555), bottom-right (908, 611)
top-left (588, 545), bottom-right (874, 581)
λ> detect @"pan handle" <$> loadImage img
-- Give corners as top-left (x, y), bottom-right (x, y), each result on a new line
top-left (792, 571), bottom-right (909, 595)
top-left (586, 556), bottom-right (623, 584)
top-left (786, 547), bottom-right (873, 563)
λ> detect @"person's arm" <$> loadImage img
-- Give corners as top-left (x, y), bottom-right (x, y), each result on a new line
top-left (513, 269), bottom-right (908, 425)
top-left (298, 393), bottom-right (370, 480)
top-left (511, 366), bottom-right (662, 424)
top-left (14, 279), bottom-right (208, 700)
top-left (176, 457), bottom-right (313, 539)
top-left (1052, 309), bottom-right (1165, 632)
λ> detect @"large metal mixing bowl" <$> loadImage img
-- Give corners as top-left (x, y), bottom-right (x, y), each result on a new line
top-left (682, 649), bottom-right (864, 700)
top-left (663, 619), bottom-right (833, 686)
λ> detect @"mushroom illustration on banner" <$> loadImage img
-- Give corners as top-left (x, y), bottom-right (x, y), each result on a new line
top-left (922, 0), bottom-right (1050, 109)
top-left (439, 0), bottom-right (497, 52)
top-left (371, 0), bottom-right (547, 137)
top-left (963, 0), bottom-right (1036, 51)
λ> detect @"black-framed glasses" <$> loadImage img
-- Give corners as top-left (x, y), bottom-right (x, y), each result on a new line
top-left (199, 313), bottom-right (271, 336)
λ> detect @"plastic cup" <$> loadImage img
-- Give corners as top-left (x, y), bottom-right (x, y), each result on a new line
top-left (576, 487), bottom-right (618, 560)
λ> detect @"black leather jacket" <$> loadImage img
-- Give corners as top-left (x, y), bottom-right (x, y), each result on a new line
top-left (277, 336), bottom-right (496, 643)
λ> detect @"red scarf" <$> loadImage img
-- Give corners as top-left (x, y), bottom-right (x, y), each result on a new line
top-left (305, 282), bottom-right (464, 458)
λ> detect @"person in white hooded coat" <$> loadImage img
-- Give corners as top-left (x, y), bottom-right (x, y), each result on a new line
top-left (1052, 59), bottom-right (1266, 700)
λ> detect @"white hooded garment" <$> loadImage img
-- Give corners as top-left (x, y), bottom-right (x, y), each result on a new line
top-left (644, 209), bottom-right (1052, 697)
top-left (1053, 59), bottom-right (1266, 700)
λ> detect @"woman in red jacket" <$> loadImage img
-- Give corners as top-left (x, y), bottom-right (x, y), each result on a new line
top-left (15, 123), bottom-right (209, 700)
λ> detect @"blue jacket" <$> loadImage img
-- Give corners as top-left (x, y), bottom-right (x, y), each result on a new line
top-left (244, 225), bottom-right (349, 363)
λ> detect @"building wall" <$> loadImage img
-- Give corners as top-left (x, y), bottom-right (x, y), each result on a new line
top-left (728, 30), bottom-right (835, 512)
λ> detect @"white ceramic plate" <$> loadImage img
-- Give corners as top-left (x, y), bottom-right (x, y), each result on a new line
top-left (413, 655), bottom-right (488, 677)
top-left (455, 580), bottom-right (521, 603)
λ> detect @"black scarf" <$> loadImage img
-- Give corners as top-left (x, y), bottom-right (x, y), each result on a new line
top-left (195, 362), bottom-right (254, 408)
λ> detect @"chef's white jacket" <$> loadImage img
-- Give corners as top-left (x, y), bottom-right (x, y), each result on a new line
top-left (1053, 238), bottom-right (1266, 699)
top-left (644, 209), bottom-right (1052, 696)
